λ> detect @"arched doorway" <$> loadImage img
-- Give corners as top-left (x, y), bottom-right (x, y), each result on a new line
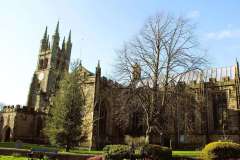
top-left (4, 127), bottom-right (11, 142)
top-left (36, 117), bottom-right (43, 137)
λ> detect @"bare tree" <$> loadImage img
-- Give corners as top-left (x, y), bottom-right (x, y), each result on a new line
top-left (115, 12), bottom-right (207, 144)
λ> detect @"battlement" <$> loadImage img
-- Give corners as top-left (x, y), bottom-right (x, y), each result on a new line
top-left (180, 65), bottom-right (239, 84)
top-left (1, 105), bottom-right (28, 113)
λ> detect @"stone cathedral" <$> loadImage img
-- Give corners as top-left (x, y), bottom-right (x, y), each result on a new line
top-left (0, 23), bottom-right (240, 149)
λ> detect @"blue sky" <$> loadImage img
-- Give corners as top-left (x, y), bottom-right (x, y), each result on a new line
top-left (0, 0), bottom-right (240, 105)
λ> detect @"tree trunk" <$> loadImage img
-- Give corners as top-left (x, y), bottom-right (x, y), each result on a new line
top-left (145, 134), bottom-right (149, 144)
top-left (66, 145), bottom-right (70, 152)
top-left (145, 126), bottom-right (151, 144)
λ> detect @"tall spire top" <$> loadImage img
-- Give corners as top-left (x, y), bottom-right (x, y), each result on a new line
top-left (40, 26), bottom-right (48, 51)
top-left (55, 21), bottom-right (59, 35)
top-left (62, 36), bottom-right (65, 50)
top-left (97, 60), bottom-right (100, 68)
top-left (43, 26), bottom-right (48, 40)
top-left (67, 30), bottom-right (71, 43)
top-left (235, 58), bottom-right (239, 78)
top-left (80, 60), bottom-right (82, 67)
top-left (96, 60), bottom-right (101, 76)
top-left (51, 21), bottom-right (60, 49)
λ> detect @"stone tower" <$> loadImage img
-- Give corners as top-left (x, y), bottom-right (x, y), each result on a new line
top-left (132, 63), bottom-right (141, 81)
top-left (27, 22), bottom-right (72, 112)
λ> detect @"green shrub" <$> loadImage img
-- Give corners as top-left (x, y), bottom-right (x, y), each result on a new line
top-left (141, 144), bottom-right (172, 160)
top-left (103, 144), bottom-right (172, 160)
top-left (201, 141), bottom-right (240, 159)
top-left (103, 145), bottom-right (131, 160)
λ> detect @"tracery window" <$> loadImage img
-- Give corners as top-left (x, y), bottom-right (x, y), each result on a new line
top-left (43, 58), bottom-right (48, 69)
top-left (39, 59), bottom-right (44, 69)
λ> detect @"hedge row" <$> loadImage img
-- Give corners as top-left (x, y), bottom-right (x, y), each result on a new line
top-left (103, 144), bottom-right (172, 160)
top-left (103, 141), bottom-right (240, 159)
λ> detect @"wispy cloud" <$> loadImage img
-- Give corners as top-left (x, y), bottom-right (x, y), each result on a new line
top-left (205, 29), bottom-right (240, 40)
top-left (187, 10), bottom-right (200, 19)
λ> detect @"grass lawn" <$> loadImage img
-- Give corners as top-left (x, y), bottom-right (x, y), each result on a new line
top-left (0, 142), bottom-right (203, 158)
top-left (172, 150), bottom-right (201, 158)
top-left (0, 142), bottom-right (55, 150)
top-left (0, 156), bottom-right (28, 160)
top-left (0, 142), bottom-right (103, 155)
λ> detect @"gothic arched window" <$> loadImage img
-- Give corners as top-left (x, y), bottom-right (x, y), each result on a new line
top-left (39, 59), bottom-right (44, 69)
top-left (36, 117), bottom-right (43, 137)
top-left (43, 58), bottom-right (48, 69)
top-left (4, 127), bottom-right (11, 142)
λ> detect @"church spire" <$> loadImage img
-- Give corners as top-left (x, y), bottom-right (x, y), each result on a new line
top-left (47, 35), bottom-right (49, 47)
top-left (55, 21), bottom-right (59, 35)
top-left (97, 60), bottom-right (100, 69)
top-left (67, 30), bottom-right (71, 43)
top-left (62, 36), bottom-right (65, 50)
top-left (65, 29), bottom-right (72, 57)
top-left (51, 21), bottom-right (60, 51)
top-left (43, 26), bottom-right (48, 40)
top-left (96, 60), bottom-right (101, 76)
top-left (236, 58), bottom-right (239, 78)
top-left (40, 26), bottom-right (48, 52)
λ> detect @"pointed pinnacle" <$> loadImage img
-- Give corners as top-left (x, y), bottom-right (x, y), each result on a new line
top-left (43, 26), bottom-right (48, 39)
top-left (97, 60), bottom-right (100, 68)
top-left (236, 58), bottom-right (239, 71)
top-left (62, 36), bottom-right (65, 49)
top-left (67, 30), bottom-right (71, 43)
top-left (55, 21), bottom-right (59, 35)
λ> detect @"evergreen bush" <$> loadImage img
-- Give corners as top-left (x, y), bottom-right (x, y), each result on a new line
top-left (103, 145), bottom-right (131, 160)
top-left (201, 141), bottom-right (240, 159)
top-left (141, 144), bottom-right (172, 160)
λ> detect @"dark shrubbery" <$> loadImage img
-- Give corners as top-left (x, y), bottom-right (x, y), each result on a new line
top-left (201, 141), bottom-right (240, 159)
top-left (141, 144), bottom-right (172, 160)
top-left (103, 145), bottom-right (131, 160)
top-left (103, 144), bottom-right (172, 160)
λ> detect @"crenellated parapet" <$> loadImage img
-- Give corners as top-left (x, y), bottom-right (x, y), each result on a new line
top-left (180, 65), bottom-right (238, 84)
top-left (1, 105), bottom-right (29, 113)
